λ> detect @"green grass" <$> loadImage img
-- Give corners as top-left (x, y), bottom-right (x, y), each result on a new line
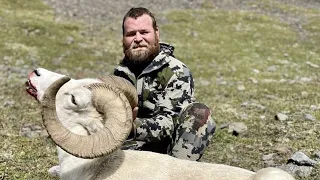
top-left (0, 0), bottom-right (319, 179)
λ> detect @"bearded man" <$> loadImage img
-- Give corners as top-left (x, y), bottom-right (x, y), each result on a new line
top-left (114, 7), bottom-right (216, 161)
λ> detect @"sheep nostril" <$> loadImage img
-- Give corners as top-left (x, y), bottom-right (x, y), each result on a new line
top-left (34, 69), bottom-right (40, 76)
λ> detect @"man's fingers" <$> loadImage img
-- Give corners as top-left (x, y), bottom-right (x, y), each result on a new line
top-left (132, 107), bottom-right (138, 121)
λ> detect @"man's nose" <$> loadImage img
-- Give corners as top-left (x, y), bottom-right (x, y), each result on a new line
top-left (134, 32), bottom-right (143, 42)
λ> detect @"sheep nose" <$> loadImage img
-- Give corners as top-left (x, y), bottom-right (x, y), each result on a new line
top-left (34, 69), bottom-right (41, 76)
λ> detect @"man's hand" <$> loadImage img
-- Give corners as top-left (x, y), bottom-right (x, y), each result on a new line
top-left (126, 107), bottom-right (139, 140)
top-left (132, 107), bottom-right (138, 121)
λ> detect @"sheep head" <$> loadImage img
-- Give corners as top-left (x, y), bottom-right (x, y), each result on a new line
top-left (26, 68), bottom-right (138, 158)
top-left (26, 68), bottom-right (65, 101)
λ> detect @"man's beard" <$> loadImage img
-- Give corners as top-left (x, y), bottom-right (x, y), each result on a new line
top-left (123, 38), bottom-right (160, 64)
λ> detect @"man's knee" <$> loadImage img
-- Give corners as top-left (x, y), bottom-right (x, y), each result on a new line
top-left (169, 103), bottom-right (216, 161)
top-left (179, 102), bottom-right (216, 134)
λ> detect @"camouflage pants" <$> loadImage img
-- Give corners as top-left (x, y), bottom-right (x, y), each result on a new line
top-left (122, 102), bottom-right (216, 161)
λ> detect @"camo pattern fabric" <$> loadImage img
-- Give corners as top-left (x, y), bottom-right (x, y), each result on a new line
top-left (114, 43), bottom-right (216, 161)
top-left (169, 102), bottom-right (216, 161)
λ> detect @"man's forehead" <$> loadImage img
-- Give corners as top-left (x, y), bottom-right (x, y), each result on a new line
top-left (124, 14), bottom-right (153, 30)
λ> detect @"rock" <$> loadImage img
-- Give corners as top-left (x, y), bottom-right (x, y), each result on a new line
top-left (303, 114), bottom-right (316, 121)
top-left (314, 151), bottom-right (320, 162)
top-left (306, 61), bottom-right (319, 68)
top-left (237, 85), bottom-right (245, 91)
top-left (278, 163), bottom-right (313, 178)
top-left (300, 91), bottom-right (308, 97)
top-left (262, 153), bottom-right (275, 161)
top-left (239, 113), bottom-right (248, 120)
top-left (267, 65), bottom-right (277, 72)
top-left (288, 151), bottom-right (317, 166)
top-left (219, 123), bottom-right (229, 129)
top-left (260, 115), bottom-right (266, 120)
top-left (66, 36), bottom-right (74, 44)
top-left (300, 77), bottom-right (312, 82)
top-left (264, 94), bottom-right (278, 100)
top-left (190, 31), bottom-right (198, 37)
top-left (248, 77), bottom-right (258, 84)
top-left (3, 100), bottom-right (15, 108)
top-left (241, 101), bottom-right (266, 111)
top-left (252, 69), bottom-right (260, 74)
top-left (20, 124), bottom-right (48, 138)
top-left (275, 113), bottom-right (288, 121)
top-left (227, 122), bottom-right (248, 136)
top-left (264, 160), bottom-right (276, 167)
top-left (310, 105), bottom-right (320, 111)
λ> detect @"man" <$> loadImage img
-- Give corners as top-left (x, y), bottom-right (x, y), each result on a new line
top-left (114, 7), bottom-right (216, 161)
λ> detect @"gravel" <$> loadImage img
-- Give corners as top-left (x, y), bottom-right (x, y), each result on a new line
top-left (41, 0), bottom-right (206, 28)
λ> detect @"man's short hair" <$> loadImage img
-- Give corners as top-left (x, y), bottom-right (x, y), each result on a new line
top-left (122, 7), bottom-right (158, 35)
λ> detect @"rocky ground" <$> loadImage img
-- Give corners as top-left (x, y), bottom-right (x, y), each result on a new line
top-left (41, 0), bottom-right (320, 32)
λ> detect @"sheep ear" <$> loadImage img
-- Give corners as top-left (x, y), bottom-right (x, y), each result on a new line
top-left (42, 76), bottom-right (134, 158)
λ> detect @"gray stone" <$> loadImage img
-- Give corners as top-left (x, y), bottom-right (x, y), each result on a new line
top-left (278, 163), bottom-right (313, 178)
top-left (289, 151), bottom-right (317, 166)
top-left (310, 105), bottom-right (320, 111)
top-left (306, 61), bottom-right (319, 68)
top-left (264, 160), bottom-right (276, 167)
top-left (248, 77), bottom-right (258, 84)
top-left (267, 65), bottom-right (277, 72)
top-left (262, 153), bottom-right (275, 161)
top-left (20, 124), bottom-right (48, 138)
top-left (275, 113), bottom-right (289, 121)
top-left (219, 123), bottom-right (229, 129)
top-left (227, 122), bottom-right (248, 136)
top-left (241, 101), bottom-right (266, 111)
top-left (237, 85), bottom-right (245, 91)
top-left (304, 114), bottom-right (316, 121)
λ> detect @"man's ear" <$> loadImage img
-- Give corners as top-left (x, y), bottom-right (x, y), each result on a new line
top-left (156, 26), bottom-right (160, 39)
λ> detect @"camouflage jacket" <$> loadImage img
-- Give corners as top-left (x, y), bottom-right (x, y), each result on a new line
top-left (114, 43), bottom-right (195, 151)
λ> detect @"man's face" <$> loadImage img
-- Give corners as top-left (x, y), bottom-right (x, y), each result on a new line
top-left (123, 14), bottom-right (160, 63)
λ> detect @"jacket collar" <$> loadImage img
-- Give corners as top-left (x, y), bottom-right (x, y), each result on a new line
top-left (139, 51), bottom-right (170, 76)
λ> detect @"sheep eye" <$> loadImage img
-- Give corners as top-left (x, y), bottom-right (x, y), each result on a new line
top-left (71, 94), bottom-right (77, 105)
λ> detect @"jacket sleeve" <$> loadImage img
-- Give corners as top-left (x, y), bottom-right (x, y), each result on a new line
top-left (134, 65), bottom-right (195, 142)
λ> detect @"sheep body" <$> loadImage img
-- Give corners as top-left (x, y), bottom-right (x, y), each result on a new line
top-left (62, 149), bottom-right (255, 180)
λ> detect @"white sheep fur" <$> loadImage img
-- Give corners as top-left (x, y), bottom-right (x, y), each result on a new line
top-left (26, 68), bottom-right (295, 180)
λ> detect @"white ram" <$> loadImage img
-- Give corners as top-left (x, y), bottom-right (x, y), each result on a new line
top-left (25, 68), bottom-right (295, 180)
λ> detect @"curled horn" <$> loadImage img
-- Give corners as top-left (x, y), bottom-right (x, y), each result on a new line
top-left (42, 76), bottom-right (138, 158)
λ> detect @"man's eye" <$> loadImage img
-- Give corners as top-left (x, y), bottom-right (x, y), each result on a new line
top-left (126, 32), bottom-right (135, 37)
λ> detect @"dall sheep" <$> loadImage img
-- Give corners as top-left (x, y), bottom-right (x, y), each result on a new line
top-left (26, 68), bottom-right (295, 180)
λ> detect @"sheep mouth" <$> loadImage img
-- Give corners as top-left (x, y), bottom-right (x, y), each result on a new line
top-left (25, 80), bottom-right (38, 99)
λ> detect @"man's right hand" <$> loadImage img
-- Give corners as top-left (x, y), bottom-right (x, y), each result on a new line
top-left (132, 107), bottom-right (138, 121)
